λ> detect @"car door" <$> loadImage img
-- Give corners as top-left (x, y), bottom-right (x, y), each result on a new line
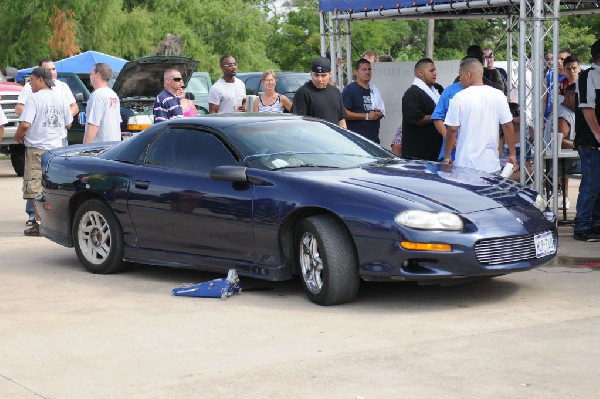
top-left (127, 126), bottom-right (255, 262)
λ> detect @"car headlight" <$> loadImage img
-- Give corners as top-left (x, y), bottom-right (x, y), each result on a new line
top-left (127, 114), bottom-right (153, 131)
top-left (535, 194), bottom-right (546, 212)
top-left (395, 210), bottom-right (464, 231)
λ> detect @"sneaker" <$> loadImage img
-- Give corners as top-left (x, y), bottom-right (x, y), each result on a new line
top-left (24, 223), bottom-right (41, 237)
top-left (25, 219), bottom-right (36, 226)
top-left (573, 230), bottom-right (600, 242)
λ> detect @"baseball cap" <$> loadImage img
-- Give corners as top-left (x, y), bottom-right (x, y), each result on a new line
top-left (31, 67), bottom-right (55, 87)
top-left (311, 57), bottom-right (331, 73)
top-left (591, 39), bottom-right (600, 59)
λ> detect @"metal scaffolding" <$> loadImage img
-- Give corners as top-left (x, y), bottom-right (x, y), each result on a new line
top-left (320, 0), bottom-right (599, 215)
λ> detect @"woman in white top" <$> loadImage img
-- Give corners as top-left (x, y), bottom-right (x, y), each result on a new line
top-left (253, 70), bottom-right (292, 113)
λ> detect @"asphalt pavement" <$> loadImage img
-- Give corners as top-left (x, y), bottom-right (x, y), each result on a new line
top-left (554, 179), bottom-right (600, 265)
top-left (2, 159), bottom-right (600, 399)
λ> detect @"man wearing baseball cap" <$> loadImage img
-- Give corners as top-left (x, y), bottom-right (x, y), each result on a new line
top-left (573, 38), bottom-right (600, 242)
top-left (15, 67), bottom-right (73, 236)
top-left (292, 56), bottom-right (346, 128)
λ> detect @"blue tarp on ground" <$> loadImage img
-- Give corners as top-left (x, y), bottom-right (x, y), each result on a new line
top-left (17, 51), bottom-right (128, 82)
top-left (318, 0), bottom-right (447, 12)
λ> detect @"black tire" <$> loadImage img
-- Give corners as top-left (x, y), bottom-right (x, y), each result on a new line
top-left (72, 199), bottom-right (125, 274)
top-left (295, 215), bottom-right (360, 305)
top-left (10, 146), bottom-right (25, 177)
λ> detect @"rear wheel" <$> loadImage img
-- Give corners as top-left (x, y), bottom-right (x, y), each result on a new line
top-left (10, 146), bottom-right (25, 177)
top-left (73, 199), bottom-right (125, 274)
top-left (296, 215), bottom-right (360, 305)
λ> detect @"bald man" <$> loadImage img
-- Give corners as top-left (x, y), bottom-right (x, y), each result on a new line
top-left (443, 58), bottom-right (518, 174)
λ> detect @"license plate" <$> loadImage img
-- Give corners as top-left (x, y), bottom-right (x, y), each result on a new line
top-left (534, 231), bottom-right (555, 258)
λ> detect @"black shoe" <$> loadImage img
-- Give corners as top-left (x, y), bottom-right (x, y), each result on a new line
top-left (24, 223), bottom-right (41, 237)
top-left (26, 219), bottom-right (36, 226)
top-left (591, 226), bottom-right (600, 235)
top-left (573, 230), bottom-right (600, 242)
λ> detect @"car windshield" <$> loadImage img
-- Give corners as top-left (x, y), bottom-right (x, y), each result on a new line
top-left (187, 75), bottom-right (210, 94)
top-left (274, 74), bottom-right (309, 96)
top-left (225, 119), bottom-right (393, 170)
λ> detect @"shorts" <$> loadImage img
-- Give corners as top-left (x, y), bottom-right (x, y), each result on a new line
top-left (22, 147), bottom-right (46, 199)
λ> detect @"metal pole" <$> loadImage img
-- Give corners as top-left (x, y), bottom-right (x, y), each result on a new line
top-left (519, 0), bottom-right (528, 185)
top-left (319, 12), bottom-right (326, 57)
top-left (426, 19), bottom-right (435, 58)
top-left (532, 0), bottom-right (544, 195)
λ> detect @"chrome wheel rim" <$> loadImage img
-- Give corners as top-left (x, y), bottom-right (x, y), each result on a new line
top-left (78, 211), bottom-right (111, 265)
top-left (300, 232), bottom-right (323, 294)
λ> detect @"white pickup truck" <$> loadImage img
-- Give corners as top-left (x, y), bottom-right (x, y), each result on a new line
top-left (0, 69), bottom-right (24, 176)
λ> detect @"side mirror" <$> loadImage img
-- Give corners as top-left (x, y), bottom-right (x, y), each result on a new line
top-left (5, 67), bottom-right (18, 79)
top-left (75, 92), bottom-right (86, 102)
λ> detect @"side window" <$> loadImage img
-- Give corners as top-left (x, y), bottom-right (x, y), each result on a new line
top-left (145, 128), bottom-right (238, 174)
top-left (244, 77), bottom-right (261, 95)
top-left (58, 76), bottom-right (86, 100)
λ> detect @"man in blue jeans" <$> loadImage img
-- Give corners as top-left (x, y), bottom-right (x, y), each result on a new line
top-left (573, 38), bottom-right (600, 242)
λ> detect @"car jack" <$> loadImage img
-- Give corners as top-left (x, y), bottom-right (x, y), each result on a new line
top-left (172, 269), bottom-right (242, 300)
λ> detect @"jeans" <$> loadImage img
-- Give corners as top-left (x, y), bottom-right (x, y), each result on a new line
top-left (574, 147), bottom-right (600, 232)
top-left (26, 198), bottom-right (35, 220)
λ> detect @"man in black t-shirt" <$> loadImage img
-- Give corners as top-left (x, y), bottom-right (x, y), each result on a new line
top-left (342, 59), bottom-right (384, 143)
top-left (292, 57), bottom-right (346, 127)
top-left (572, 39), bottom-right (600, 242)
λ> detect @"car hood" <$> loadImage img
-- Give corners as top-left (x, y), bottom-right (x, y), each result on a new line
top-left (112, 56), bottom-right (198, 99)
top-left (283, 160), bottom-right (537, 214)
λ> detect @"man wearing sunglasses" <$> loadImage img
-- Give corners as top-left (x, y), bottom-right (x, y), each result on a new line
top-left (153, 69), bottom-right (185, 123)
top-left (208, 55), bottom-right (246, 114)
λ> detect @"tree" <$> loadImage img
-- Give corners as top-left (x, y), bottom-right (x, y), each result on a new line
top-left (48, 6), bottom-right (81, 59)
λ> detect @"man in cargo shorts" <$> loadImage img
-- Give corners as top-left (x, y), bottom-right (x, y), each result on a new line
top-left (14, 67), bottom-right (72, 236)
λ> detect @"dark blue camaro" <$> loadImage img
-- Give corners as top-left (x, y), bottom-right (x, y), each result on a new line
top-left (37, 115), bottom-right (557, 305)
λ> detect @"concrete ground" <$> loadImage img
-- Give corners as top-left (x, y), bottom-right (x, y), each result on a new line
top-left (1, 159), bottom-right (599, 399)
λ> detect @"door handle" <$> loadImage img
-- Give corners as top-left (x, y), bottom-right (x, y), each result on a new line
top-left (134, 180), bottom-right (150, 189)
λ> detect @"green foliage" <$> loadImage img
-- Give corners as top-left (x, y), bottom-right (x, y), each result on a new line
top-left (267, 0), bottom-right (321, 71)
top-left (1, 0), bottom-right (600, 77)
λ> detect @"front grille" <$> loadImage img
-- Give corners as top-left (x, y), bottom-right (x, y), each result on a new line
top-left (475, 231), bottom-right (553, 265)
top-left (0, 94), bottom-right (19, 122)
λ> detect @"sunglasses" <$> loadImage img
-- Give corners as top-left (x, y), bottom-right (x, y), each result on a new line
top-left (170, 77), bottom-right (183, 82)
top-left (222, 63), bottom-right (237, 67)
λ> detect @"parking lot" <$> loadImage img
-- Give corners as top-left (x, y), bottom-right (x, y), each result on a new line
top-left (1, 159), bottom-right (599, 399)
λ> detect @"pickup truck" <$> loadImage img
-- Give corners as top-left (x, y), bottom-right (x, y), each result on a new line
top-left (0, 69), bottom-right (25, 176)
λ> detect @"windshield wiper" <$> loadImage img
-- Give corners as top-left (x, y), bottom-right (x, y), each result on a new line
top-left (272, 164), bottom-right (340, 171)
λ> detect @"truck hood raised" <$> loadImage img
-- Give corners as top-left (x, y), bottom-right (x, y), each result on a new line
top-left (112, 56), bottom-right (198, 99)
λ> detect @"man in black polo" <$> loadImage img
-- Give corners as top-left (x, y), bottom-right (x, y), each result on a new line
top-left (573, 38), bottom-right (600, 242)
top-left (292, 57), bottom-right (346, 128)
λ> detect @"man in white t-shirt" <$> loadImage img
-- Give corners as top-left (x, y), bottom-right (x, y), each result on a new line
top-left (208, 55), bottom-right (246, 114)
top-left (83, 63), bottom-right (121, 143)
top-left (15, 59), bottom-right (78, 225)
top-left (443, 58), bottom-right (517, 174)
top-left (16, 58), bottom-right (78, 118)
top-left (15, 67), bottom-right (73, 236)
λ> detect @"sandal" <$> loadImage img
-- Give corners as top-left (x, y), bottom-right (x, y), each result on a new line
top-left (24, 223), bottom-right (41, 237)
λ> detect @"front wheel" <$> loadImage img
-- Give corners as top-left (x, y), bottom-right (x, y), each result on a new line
top-left (73, 199), bottom-right (125, 274)
top-left (296, 215), bottom-right (360, 305)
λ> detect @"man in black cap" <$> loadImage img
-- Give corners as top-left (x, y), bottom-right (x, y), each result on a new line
top-left (15, 67), bottom-right (73, 236)
top-left (292, 56), bottom-right (346, 128)
top-left (572, 38), bottom-right (600, 242)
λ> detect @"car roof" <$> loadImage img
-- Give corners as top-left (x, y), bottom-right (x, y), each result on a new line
top-left (166, 113), bottom-right (306, 129)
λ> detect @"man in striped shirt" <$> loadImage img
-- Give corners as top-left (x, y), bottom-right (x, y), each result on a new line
top-left (153, 69), bottom-right (184, 123)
